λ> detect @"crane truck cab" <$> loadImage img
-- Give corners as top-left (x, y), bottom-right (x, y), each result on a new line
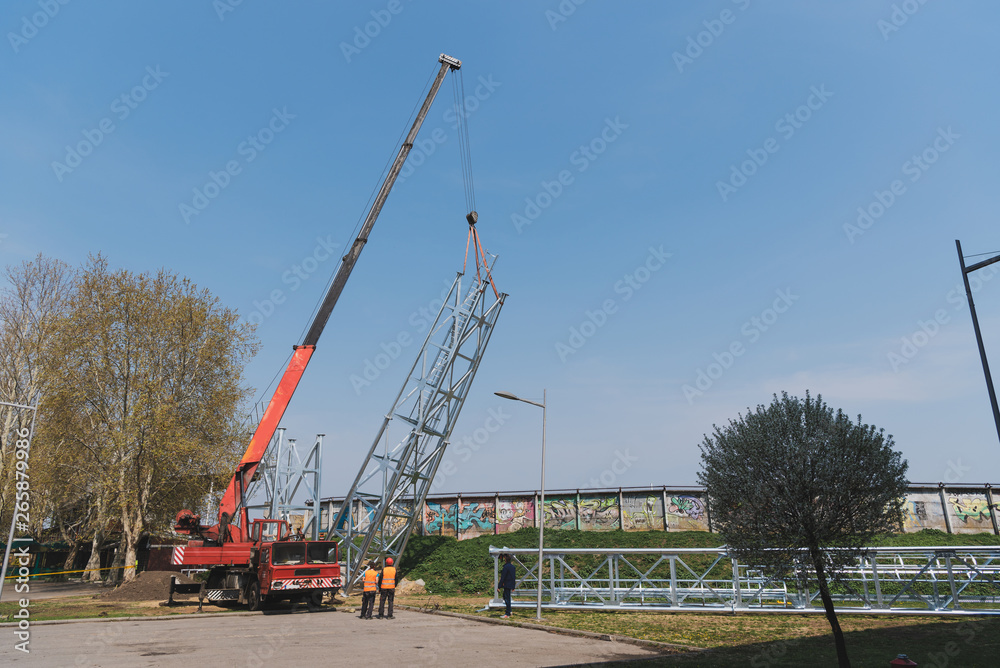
top-left (186, 518), bottom-right (341, 611)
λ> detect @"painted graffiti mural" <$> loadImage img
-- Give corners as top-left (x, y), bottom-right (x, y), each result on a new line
top-left (621, 494), bottom-right (664, 531)
top-left (901, 493), bottom-right (947, 532)
top-left (666, 495), bottom-right (709, 531)
top-left (424, 501), bottom-right (457, 536)
top-left (424, 499), bottom-right (496, 537)
top-left (949, 495), bottom-right (994, 534)
top-left (496, 498), bottom-right (534, 533)
top-left (544, 497), bottom-right (578, 530)
top-left (578, 496), bottom-right (620, 531)
top-left (456, 499), bottom-right (495, 539)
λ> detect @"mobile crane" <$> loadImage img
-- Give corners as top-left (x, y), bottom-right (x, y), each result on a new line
top-left (171, 54), bottom-right (463, 609)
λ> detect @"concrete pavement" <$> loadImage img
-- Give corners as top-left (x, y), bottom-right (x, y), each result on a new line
top-left (1, 606), bottom-right (663, 667)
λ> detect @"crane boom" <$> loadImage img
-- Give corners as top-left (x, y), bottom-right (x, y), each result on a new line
top-left (176, 54), bottom-right (462, 542)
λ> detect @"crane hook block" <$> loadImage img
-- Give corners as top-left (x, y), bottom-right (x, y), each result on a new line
top-left (466, 211), bottom-right (478, 226)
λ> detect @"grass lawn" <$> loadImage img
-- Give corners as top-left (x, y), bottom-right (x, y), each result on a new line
top-left (396, 593), bottom-right (1000, 667)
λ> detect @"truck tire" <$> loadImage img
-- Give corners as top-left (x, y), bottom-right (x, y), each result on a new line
top-left (247, 581), bottom-right (262, 612)
top-left (306, 591), bottom-right (323, 611)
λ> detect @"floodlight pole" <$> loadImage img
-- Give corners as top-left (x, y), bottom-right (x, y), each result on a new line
top-left (495, 389), bottom-right (546, 620)
top-left (956, 240), bottom-right (1000, 447)
top-left (0, 401), bottom-right (39, 604)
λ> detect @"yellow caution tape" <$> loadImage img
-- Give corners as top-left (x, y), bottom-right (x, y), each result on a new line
top-left (3, 562), bottom-right (139, 580)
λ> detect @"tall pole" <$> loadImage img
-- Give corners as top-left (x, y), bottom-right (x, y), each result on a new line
top-left (0, 401), bottom-right (39, 604)
top-left (956, 240), bottom-right (1000, 447)
top-left (538, 389), bottom-right (547, 621)
top-left (494, 390), bottom-right (546, 619)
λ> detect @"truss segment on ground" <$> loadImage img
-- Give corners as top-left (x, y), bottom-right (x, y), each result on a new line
top-left (488, 545), bottom-right (1000, 615)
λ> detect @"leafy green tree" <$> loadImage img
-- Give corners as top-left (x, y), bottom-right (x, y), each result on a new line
top-left (698, 391), bottom-right (908, 668)
top-left (40, 255), bottom-right (258, 581)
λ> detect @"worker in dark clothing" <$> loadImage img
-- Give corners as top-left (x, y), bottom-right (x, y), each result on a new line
top-left (376, 557), bottom-right (396, 619)
top-left (360, 561), bottom-right (378, 619)
top-left (498, 553), bottom-right (516, 618)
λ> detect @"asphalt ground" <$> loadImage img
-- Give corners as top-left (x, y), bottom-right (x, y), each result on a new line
top-left (1, 605), bottom-right (664, 667)
top-left (1, 580), bottom-right (106, 602)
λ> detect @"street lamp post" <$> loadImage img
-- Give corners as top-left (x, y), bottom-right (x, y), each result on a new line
top-left (495, 389), bottom-right (546, 621)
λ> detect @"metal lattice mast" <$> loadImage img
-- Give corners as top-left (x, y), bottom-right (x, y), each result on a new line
top-left (330, 266), bottom-right (505, 592)
top-left (244, 430), bottom-right (324, 539)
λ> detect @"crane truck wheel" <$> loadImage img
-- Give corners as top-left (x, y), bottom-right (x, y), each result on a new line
top-left (247, 581), bottom-right (263, 612)
top-left (306, 591), bottom-right (323, 611)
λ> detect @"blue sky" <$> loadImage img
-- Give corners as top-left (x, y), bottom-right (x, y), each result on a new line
top-left (3, 1), bottom-right (1000, 499)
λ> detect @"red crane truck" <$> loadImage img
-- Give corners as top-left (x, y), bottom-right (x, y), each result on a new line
top-left (171, 54), bottom-right (463, 609)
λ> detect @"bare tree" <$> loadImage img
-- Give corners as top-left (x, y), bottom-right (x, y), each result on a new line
top-left (0, 255), bottom-right (73, 535)
top-left (698, 391), bottom-right (909, 668)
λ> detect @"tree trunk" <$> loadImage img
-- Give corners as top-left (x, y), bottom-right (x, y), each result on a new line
top-left (83, 531), bottom-right (104, 583)
top-left (108, 535), bottom-right (126, 585)
top-left (121, 507), bottom-right (142, 583)
top-left (811, 549), bottom-right (851, 668)
top-left (62, 540), bottom-right (81, 573)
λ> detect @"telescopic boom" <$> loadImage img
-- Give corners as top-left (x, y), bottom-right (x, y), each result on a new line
top-left (176, 54), bottom-right (462, 541)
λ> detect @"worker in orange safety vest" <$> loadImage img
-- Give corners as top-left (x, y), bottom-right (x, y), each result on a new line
top-left (360, 561), bottom-right (378, 619)
top-left (376, 557), bottom-right (396, 619)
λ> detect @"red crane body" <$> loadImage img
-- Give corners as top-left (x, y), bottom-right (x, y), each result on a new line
top-left (171, 54), bottom-right (462, 609)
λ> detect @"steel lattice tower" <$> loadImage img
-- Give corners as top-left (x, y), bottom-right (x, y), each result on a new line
top-left (329, 259), bottom-right (505, 593)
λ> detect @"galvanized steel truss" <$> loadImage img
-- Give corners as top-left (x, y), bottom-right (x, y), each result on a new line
top-left (245, 429), bottom-right (324, 539)
top-left (330, 271), bottom-right (505, 593)
top-left (489, 545), bottom-right (1000, 615)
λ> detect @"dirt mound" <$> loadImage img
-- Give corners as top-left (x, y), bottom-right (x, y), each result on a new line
top-left (100, 571), bottom-right (198, 602)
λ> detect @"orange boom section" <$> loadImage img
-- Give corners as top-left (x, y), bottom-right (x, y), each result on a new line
top-left (217, 344), bottom-right (315, 541)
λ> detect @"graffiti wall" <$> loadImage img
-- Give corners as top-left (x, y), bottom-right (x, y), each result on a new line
top-left (579, 495), bottom-right (620, 531)
top-left (946, 490), bottom-right (995, 534)
top-left (496, 498), bottom-right (534, 533)
top-left (424, 501), bottom-right (457, 536)
top-left (665, 494), bottom-right (710, 531)
top-left (456, 498), bottom-right (496, 540)
top-left (544, 496), bottom-right (578, 530)
top-left (331, 485), bottom-right (1000, 543)
top-left (621, 493), bottom-right (665, 531)
top-left (901, 493), bottom-right (948, 532)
